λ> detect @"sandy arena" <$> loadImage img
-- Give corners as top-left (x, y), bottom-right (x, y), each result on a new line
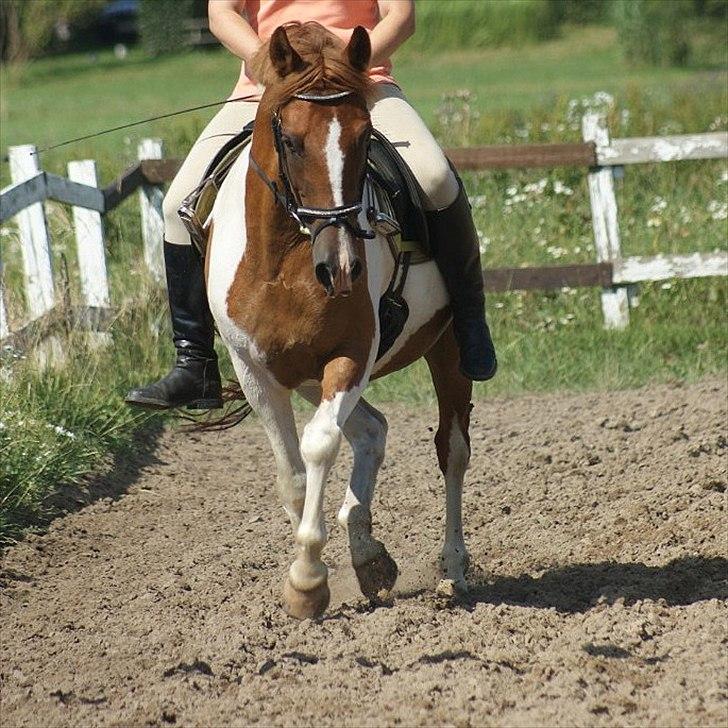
top-left (1, 377), bottom-right (726, 727)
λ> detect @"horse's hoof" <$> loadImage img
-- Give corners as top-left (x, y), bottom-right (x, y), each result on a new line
top-left (354, 548), bottom-right (398, 600)
top-left (436, 578), bottom-right (470, 600)
top-left (283, 578), bottom-right (330, 620)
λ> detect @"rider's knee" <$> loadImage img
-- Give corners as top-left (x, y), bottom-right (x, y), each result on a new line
top-left (416, 157), bottom-right (459, 210)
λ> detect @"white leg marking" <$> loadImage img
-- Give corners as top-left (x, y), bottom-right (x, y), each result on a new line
top-left (441, 414), bottom-right (470, 586)
top-left (289, 392), bottom-right (347, 591)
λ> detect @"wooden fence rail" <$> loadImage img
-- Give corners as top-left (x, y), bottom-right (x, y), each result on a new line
top-left (1, 114), bottom-right (726, 354)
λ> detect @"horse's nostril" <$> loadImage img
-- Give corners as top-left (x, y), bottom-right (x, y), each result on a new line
top-left (315, 262), bottom-right (335, 296)
top-left (351, 258), bottom-right (362, 281)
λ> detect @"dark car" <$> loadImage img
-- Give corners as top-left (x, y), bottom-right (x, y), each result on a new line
top-left (97, 0), bottom-right (140, 43)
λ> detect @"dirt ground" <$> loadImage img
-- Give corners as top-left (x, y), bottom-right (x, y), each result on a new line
top-left (1, 377), bottom-right (726, 727)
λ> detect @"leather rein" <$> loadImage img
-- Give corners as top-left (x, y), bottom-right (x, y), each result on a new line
top-left (249, 90), bottom-right (375, 244)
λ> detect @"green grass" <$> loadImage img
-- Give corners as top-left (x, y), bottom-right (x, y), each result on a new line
top-left (1, 24), bottom-right (727, 543)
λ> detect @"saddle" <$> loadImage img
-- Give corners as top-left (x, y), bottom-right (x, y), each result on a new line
top-left (178, 123), bottom-right (432, 360)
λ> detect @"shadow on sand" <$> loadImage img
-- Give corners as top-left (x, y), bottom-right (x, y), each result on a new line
top-left (1, 419), bottom-right (165, 555)
top-left (467, 556), bottom-right (728, 613)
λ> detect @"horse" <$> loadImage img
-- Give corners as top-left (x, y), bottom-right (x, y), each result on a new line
top-left (206, 22), bottom-right (474, 619)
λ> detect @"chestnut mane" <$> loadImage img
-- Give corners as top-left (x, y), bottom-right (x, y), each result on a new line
top-left (249, 22), bottom-right (373, 110)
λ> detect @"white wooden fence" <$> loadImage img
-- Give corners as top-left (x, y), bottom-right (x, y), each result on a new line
top-left (0, 112), bottom-right (726, 357)
top-left (0, 140), bottom-right (165, 353)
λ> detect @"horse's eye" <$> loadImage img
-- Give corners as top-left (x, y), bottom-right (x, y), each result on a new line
top-left (283, 135), bottom-right (303, 156)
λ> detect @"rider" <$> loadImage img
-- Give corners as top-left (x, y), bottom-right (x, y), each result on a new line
top-left (125, 0), bottom-right (497, 410)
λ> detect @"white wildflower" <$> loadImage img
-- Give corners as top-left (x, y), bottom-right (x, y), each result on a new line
top-left (661, 282), bottom-right (673, 290)
top-left (48, 423), bottom-right (76, 439)
top-left (471, 194), bottom-right (487, 207)
top-left (524, 179), bottom-right (548, 195)
top-left (650, 196), bottom-right (667, 214)
top-left (546, 245), bottom-right (567, 259)
top-left (494, 302), bottom-right (504, 309)
top-left (553, 180), bottom-right (574, 196)
top-left (707, 200), bottom-right (728, 221)
top-left (477, 232), bottom-right (491, 254)
top-left (506, 185), bottom-right (518, 197)
top-left (647, 217), bottom-right (662, 228)
top-left (720, 170), bottom-right (728, 183)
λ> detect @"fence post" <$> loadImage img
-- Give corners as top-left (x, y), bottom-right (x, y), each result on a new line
top-left (68, 159), bottom-right (112, 347)
top-left (0, 272), bottom-right (8, 341)
top-left (582, 112), bottom-right (629, 329)
top-left (8, 145), bottom-right (55, 320)
top-left (137, 138), bottom-right (165, 284)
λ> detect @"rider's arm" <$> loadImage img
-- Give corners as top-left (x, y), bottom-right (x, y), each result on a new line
top-left (208, 0), bottom-right (263, 66)
top-left (370, 0), bottom-right (415, 66)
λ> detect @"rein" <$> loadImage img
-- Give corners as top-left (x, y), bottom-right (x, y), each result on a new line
top-left (249, 90), bottom-right (375, 244)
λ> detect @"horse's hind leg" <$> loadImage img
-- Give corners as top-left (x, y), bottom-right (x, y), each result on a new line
top-left (425, 324), bottom-right (473, 593)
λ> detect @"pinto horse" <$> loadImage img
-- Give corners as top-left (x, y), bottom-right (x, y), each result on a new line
top-left (206, 23), bottom-right (473, 619)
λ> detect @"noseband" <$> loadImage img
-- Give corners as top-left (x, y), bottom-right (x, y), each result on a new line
top-left (249, 90), bottom-right (375, 244)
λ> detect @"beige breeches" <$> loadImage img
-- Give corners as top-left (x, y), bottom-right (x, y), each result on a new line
top-left (163, 83), bottom-right (459, 245)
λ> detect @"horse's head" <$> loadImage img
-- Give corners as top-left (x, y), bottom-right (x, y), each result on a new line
top-left (256, 23), bottom-right (374, 298)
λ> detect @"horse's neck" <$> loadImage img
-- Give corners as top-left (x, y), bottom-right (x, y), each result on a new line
top-left (245, 128), bottom-right (302, 280)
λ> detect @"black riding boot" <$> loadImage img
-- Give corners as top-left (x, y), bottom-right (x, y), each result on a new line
top-left (427, 180), bottom-right (497, 381)
top-left (125, 242), bottom-right (223, 410)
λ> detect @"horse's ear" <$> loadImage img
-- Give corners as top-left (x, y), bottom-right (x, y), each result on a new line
top-left (269, 26), bottom-right (305, 78)
top-left (346, 26), bottom-right (371, 72)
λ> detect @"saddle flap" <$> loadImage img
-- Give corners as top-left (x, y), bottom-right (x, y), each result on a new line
top-left (366, 129), bottom-right (431, 257)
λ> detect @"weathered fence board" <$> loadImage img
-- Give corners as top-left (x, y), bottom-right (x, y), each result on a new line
top-left (68, 160), bottom-right (110, 308)
top-left (8, 145), bottom-right (55, 321)
top-left (137, 139), bottom-right (165, 284)
top-left (485, 263), bottom-right (612, 292)
top-left (46, 171), bottom-right (105, 212)
top-left (599, 132), bottom-right (728, 165)
top-left (446, 142), bottom-right (597, 170)
top-left (0, 274), bottom-right (8, 341)
top-left (614, 251), bottom-right (728, 284)
top-left (0, 173), bottom-right (47, 223)
top-left (1, 305), bottom-right (115, 353)
top-left (582, 113), bottom-right (630, 329)
top-left (103, 163), bottom-right (146, 211)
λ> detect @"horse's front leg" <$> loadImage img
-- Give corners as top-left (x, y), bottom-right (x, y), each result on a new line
top-left (284, 355), bottom-right (369, 619)
top-left (228, 355), bottom-right (305, 533)
top-left (297, 386), bottom-right (397, 600)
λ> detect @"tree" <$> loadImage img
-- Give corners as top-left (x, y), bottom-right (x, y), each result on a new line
top-left (139, 0), bottom-right (194, 58)
top-left (614, 0), bottom-right (693, 67)
top-left (0, 0), bottom-right (104, 63)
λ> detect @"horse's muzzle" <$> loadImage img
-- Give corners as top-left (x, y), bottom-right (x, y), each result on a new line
top-left (312, 231), bottom-right (363, 298)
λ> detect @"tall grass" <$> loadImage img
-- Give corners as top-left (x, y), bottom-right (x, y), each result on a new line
top-left (0, 304), bottom-right (170, 545)
top-left (406, 0), bottom-right (562, 53)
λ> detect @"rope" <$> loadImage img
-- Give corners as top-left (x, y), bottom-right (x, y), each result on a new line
top-left (27, 94), bottom-right (260, 156)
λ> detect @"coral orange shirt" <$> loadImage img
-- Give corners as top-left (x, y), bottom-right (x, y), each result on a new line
top-left (232, 0), bottom-right (397, 98)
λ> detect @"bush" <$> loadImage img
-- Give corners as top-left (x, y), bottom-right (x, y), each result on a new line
top-left (408, 0), bottom-right (562, 52)
top-left (551, 0), bottom-right (616, 25)
top-left (613, 0), bottom-right (693, 66)
top-left (139, 0), bottom-right (193, 57)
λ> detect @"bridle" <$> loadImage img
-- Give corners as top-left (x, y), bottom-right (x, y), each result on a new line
top-left (249, 90), bottom-right (375, 244)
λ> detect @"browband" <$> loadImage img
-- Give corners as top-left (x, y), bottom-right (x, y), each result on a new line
top-left (292, 91), bottom-right (353, 102)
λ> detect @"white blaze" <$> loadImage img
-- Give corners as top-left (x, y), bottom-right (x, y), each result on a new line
top-left (325, 116), bottom-right (344, 206)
